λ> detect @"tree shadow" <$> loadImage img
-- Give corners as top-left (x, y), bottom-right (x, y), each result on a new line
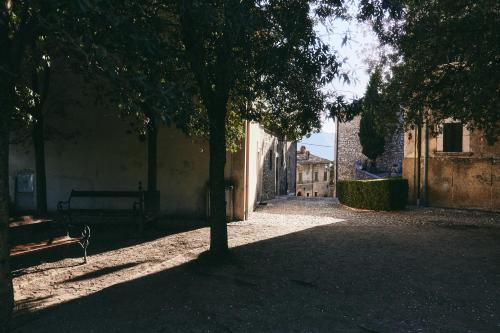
top-left (10, 223), bottom-right (500, 333)
top-left (10, 219), bottom-right (207, 271)
top-left (61, 261), bottom-right (148, 283)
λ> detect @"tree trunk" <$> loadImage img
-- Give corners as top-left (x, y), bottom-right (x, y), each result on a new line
top-left (208, 108), bottom-right (228, 255)
top-left (0, 70), bottom-right (15, 333)
top-left (147, 123), bottom-right (158, 192)
top-left (33, 114), bottom-right (47, 215)
top-left (31, 64), bottom-right (49, 216)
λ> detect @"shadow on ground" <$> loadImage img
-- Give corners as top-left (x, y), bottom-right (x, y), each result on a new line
top-left (11, 220), bottom-right (500, 333)
top-left (11, 219), bottom-right (207, 274)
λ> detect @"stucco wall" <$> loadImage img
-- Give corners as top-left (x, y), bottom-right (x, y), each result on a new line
top-left (8, 62), bottom-right (295, 221)
top-left (296, 163), bottom-right (331, 197)
top-left (246, 122), bottom-right (262, 215)
top-left (9, 107), bottom-right (217, 217)
top-left (403, 127), bottom-right (500, 211)
top-left (8, 63), bottom-right (247, 219)
top-left (228, 143), bottom-right (246, 221)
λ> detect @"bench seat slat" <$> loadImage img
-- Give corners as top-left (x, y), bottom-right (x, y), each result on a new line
top-left (66, 209), bottom-right (140, 216)
top-left (9, 218), bottom-right (53, 228)
top-left (10, 236), bottom-right (81, 257)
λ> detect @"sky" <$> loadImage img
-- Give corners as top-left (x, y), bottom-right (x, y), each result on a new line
top-left (298, 7), bottom-right (380, 161)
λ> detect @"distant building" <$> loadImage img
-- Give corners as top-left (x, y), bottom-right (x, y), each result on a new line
top-left (296, 146), bottom-right (332, 197)
top-left (403, 121), bottom-right (500, 211)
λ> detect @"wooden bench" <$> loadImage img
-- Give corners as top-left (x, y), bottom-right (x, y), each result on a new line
top-left (9, 216), bottom-right (90, 263)
top-left (57, 187), bottom-right (145, 231)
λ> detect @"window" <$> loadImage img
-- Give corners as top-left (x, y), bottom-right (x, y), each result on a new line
top-left (443, 123), bottom-right (463, 152)
top-left (268, 150), bottom-right (273, 170)
top-left (306, 193), bottom-right (310, 197)
top-left (323, 171), bottom-right (327, 181)
top-left (314, 172), bottom-right (318, 181)
top-left (298, 172), bottom-right (303, 183)
top-left (314, 192), bottom-right (318, 197)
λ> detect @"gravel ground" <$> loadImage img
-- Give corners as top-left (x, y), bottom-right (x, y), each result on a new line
top-left (10, 197), bottom-right (500, 333)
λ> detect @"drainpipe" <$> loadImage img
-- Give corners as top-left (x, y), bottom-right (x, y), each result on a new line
top-left (244, 120), bottom-right (250, 220)
top-left (423, 122), bottom-right (429, 206)
top-left (146, 119), bottom-right (160, 213)
top-left (413, 128), bottom-right (417, 203)
top-left (334, 117), bottom-right (339, 198)
top-left (416, 124), bottom-right (422, 206)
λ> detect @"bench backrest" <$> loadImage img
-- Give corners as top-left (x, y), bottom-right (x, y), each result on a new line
top-left (70, 190), bottom-right (143, 199)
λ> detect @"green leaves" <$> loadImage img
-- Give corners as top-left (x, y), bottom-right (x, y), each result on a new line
top-left (176, 0), bottom-right (349, 142)
top-left (356, 68), bottom-right (397, 162)
top-left (360, 0), bottom-right (500, 143)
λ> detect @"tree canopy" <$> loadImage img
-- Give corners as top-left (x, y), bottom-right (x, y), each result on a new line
top-left (173, 0), bottom-right (352, 253)
top-left (358, 69), bottom-right (387, 162)
top-left (358, 0), bottom-right (500, 142)
top-left (1, 1), bottom-right (355, 327)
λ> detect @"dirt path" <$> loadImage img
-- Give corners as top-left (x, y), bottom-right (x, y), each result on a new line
top-left (11, 198), bottom-right (500, 332)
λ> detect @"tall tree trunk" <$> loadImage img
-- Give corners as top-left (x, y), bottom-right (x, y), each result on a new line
top-left (33, 114), bottom-right (47, 215)
top-left (208, 108), bottom-right (228, 255)
top-left (31, 65), bottom-right (49, 215)
top-left (147, 123), bottom-right (158, 192)
top-left (0, 69), bottom-right (15, 333)
top-left (1, 6), bottom-right (32, 328)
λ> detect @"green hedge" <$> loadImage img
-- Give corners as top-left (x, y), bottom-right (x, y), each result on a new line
top-left (337, 178), bottom-right (408, 211)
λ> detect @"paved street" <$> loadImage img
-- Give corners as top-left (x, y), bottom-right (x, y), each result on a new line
top-left (11, 198), bottom-right (500, 332)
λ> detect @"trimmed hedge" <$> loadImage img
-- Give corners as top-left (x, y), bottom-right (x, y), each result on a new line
top-left (337, 178), bottom-right (408, 211)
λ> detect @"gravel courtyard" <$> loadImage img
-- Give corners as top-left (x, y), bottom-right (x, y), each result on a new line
top-left (11, 198), bottom-right (500, 332)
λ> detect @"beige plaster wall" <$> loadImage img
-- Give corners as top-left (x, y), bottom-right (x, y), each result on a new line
top-left (403, 127), bottom-right (500, 211)
top-left (9, 62), bottom-right (290, 220)
top-left (9, 105), bottom-right (218, 217)
top-left (8, 63), bottom-right (247, 219)
top-left (246, 122), bottom-right (265, 215)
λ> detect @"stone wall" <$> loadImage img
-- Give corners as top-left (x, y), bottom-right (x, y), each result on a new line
top-left (260, 131), bottom-right (276, 200)
top-left (259, 131), bottom-right (295, 200)
top-left (338, 116), bottom-right (404, 179)
top-left (377, 128), bottom-right (404, 172)
top-left (337, 116), bottom-right (366, 180)
top-left (286, 143), bottom-right (297, 195)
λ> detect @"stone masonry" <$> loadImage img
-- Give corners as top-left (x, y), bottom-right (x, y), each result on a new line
top-left (337, 116), bottom-right (366, 180)
top-left (377, 127), bottom-right (404, 173)
top-left (259, 130), bottom-right (295, 201)
top-left (337, 116), bottom-right (404, 180)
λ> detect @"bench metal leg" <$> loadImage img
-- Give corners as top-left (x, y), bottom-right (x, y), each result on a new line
top-left (79, 225), bottom-right (91, 264)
